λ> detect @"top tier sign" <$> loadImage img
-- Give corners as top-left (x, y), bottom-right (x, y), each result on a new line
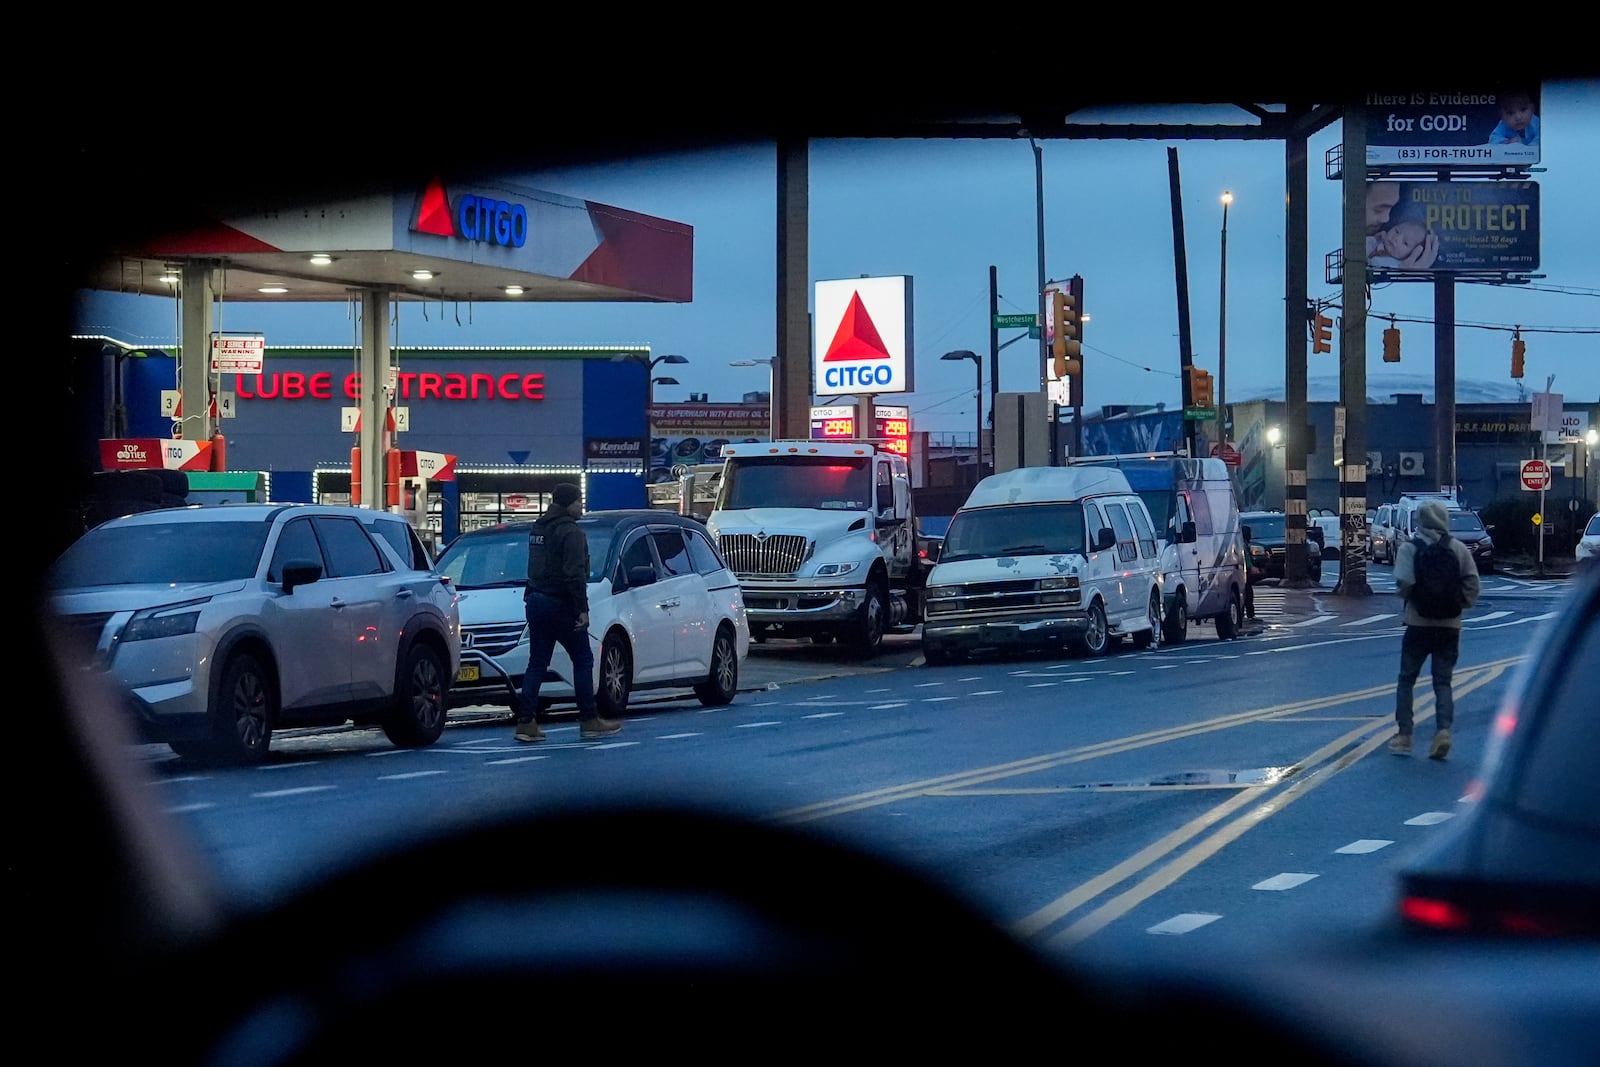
top-left (1365, 87), bottom-right (1541, 168)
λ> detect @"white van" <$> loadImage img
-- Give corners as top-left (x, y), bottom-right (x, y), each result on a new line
top-left (1071, 453), bottom-right (1247, 643)
top-left (921, 466), bottom-right (1164, 664)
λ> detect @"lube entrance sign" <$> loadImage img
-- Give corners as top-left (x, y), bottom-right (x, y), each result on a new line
top-left (813, 276), bottom-right (914, 395)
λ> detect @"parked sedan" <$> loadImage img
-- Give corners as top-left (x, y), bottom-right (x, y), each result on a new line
top-left (1240, 510), bottom-right (1322, 583)
top-left (435, 510), bottom-right (750, 719)
top-left (1395, 562), bottom-right (1600, 936)
top-left (46, 503), bottom-right (461, 765)
top-left (1575, 511), bottom-right (1599, 570)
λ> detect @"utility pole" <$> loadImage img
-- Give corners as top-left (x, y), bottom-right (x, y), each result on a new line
top-left (1032, 139), bottom-right (1051, 464)
top-left (1168, 149), bottom-right (1197, 457)
top-left (1335, 102), bottom-right (1372, 596)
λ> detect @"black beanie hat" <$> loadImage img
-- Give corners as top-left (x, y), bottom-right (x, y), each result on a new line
top-left (553, 483), bottom-right (581, 507)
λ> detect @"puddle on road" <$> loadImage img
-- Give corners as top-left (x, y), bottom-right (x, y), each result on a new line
top-left (1064, 766), bottom-right (1295, 791)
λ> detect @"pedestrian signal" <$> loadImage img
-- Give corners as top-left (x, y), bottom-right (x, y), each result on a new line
top-left (1382, 326), bottom-right (1401, 363)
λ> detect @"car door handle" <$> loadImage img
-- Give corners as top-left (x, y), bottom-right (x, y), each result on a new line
top-left (657, 597), bottom-right (681, 609)
top-left (394, 589), bottom-right (414, 599)
top-left (329, 598), bottom-right (346, 609)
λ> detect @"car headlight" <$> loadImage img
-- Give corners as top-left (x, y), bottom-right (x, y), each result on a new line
top-left (926, 585), bottom-right (957, 600)
top-left (122, 602), bottom-right (205, 642)
top-left (815, 562), bottom-right (859, 577)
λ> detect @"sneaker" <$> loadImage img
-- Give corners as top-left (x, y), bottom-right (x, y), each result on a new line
top-left (1429, 728), bottom-right (1452, 761)
top-left (514, 720), bottom-right (546, 743)
top-left (579, 716), bottom-right (623, 739)
top-left (1387, 732), bottom-right (1413, 756)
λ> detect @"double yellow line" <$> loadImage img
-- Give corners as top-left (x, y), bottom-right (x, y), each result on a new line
top-left (770, 655), bottom-right (1522, 945)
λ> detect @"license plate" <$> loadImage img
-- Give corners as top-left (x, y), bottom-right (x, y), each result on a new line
top-left (456, 664), bottom-right (480, 683)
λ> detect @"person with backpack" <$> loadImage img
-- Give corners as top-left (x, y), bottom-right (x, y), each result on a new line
top-left (1389, 499), bottom-right (1480, 759)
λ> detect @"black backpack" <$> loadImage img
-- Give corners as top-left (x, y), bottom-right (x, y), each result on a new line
top-left (1409, 533), bottom-right (1463, 619)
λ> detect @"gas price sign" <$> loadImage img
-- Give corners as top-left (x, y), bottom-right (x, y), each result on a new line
top-left (873, 405), bottom-right (911, 455)
top-left (810, 405), bottom-right (858, 440)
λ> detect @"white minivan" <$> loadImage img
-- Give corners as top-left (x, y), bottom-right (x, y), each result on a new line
top-left (921, 466), bottom-right (1164, 664)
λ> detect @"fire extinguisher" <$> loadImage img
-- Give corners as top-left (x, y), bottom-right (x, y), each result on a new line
top-left (210, 432), bottom-right (227, 471)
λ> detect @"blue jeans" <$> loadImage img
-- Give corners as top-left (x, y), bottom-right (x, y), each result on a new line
top-left (1394, 624), bottom-right (1460, 735)
top-left (518, 591), bottom-right (597, 721)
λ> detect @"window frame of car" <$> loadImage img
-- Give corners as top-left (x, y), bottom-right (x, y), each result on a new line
top-left (612, 526), bottom-right (663, 591)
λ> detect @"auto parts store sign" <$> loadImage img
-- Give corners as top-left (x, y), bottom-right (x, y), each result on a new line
top-left (813, 275), bottom-right (914, 395)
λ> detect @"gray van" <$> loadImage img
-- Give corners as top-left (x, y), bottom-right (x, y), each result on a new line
top-left (1071, 453), bottom-right (1247, 643)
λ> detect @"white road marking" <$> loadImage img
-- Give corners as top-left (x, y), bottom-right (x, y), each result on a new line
top-left (1147, 913), bottom-right (1222, 935)
top-left (1468, 611), bottom-right (1511, 622)
top-left (656, 733), bottom-right (702, 740)
top-left (1336, 839), bottom-right (1394, 854)
top-left (253, 786), bottom-right (338, 798)
top-left (1343, 613), bottom-right (1397, 626)
top-left (486, 755), bottom-right (549, 765)
top-left (378, 770), bottom-right (449, 780)
top-left (923, 696), bottom-right (958, 702)
top-left (1253, 872), bottom-right (1318, 891)
top-left (867, 703), bottom-right (908, 710)
top-left (735, 721), bottom-right (781, 729)
top-left (802, 711), bottom-right (846, 719)
top-left (164, 802), bottom-right (214, 813)
top-left (1289, 615), bottom-right (1335, 627)
top-left (1405, 812), bottom-right (1456, 826)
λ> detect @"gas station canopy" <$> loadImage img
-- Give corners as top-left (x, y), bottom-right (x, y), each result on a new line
top-left (82, 173), bottom-right (693, 307)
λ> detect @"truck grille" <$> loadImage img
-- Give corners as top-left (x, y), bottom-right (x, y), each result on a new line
top-left (717, 533), bottom-right (809, 577)
top-left (924, 577), bottom-right (1080, 618)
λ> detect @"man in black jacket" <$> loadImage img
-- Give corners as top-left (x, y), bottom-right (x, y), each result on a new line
top-left (514, 483), bottom-right (622, 742)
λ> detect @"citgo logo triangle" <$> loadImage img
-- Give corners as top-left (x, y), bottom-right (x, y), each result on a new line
top-left (822, 292), bottom-right (892, 362)
top-left (414, 177), bottom-right (455, 237)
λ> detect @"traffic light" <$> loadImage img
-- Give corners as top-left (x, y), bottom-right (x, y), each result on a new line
top-left (1313, 311), bottom-right (1333, 354)
top-left (1051, 286), bottom-right (1082, 379)
top-left (1382, 325), bottom-right (1401, 362)
top-left (1511, 333), bottom-right (1526, 378)
top-left (1188, 366), bottom-right (1213, 408)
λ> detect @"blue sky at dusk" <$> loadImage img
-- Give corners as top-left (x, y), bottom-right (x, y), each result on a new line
top-left (74, 80), bottom-right (1598, 438)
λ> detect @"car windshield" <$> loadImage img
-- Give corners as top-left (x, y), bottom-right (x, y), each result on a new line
top-left (1449, 512), bottom-right (1487, 533)
top-left (436, 524), bottom-right (616, 585)
top-left (718, 456), bottom-right (871, 511)
top-left (1588, 514), bottom-right (1600, 536)
top-left (940, 503), bottom-right (1085, 562)
top-left (1243, 514), bottom-right (1286, 540)
top-left (48, 520), bottom-right (271, 586)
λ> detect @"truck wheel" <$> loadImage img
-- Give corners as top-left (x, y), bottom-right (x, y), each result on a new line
top-left (1162, 595), bottom-right (1188, 645)
top-left (1215, 587), bottom-right (1243, 640)
top-left (849, 580), bottom-right (888, 654)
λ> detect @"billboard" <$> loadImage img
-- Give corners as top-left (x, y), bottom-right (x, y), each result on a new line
top-left (813, 275), bottom-right (914, 395)
top-left (1365, 87), bottom-right (1540, 167)
top-left (1367, 180), bottom-right (1539, 275)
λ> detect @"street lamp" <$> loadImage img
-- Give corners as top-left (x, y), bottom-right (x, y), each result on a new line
top-left (728, 357), bottom-right (778, 440)
top-left (613, 352), bottom-right (689, 486)
top-left (1219, 190), bottom-right (1232, 445)
top-left (942, 349), bottom-right (983, 475)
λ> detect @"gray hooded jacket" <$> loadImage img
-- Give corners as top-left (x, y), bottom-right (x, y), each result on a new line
top-left (1394, 499), bottom-right (1481, 628)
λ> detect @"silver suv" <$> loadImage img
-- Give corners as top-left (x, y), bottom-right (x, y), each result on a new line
top-left (46, 503), bottom-right (461, 765)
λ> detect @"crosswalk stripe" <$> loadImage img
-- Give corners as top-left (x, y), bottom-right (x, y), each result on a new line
top-left (1342, 613), bottom-right (1397, 626)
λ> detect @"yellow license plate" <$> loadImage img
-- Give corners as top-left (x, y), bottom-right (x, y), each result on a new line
top-left (456, 664), bottom-right (480, 683)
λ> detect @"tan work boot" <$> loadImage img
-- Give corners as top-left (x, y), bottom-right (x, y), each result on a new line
top-left (1429, 728), bottom-right (1452, 761)
top-left (1387, 732), bottom-right (1413, 756)
top-left (515, 720), bottom-right (546, 743)
top-left (579, 716), bottom-right (622, 739)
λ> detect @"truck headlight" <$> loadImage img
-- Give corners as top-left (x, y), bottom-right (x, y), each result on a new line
top-left (815, 562), bottom-right (859, 577)
top-left (926, 585), bottom-right (957, 600)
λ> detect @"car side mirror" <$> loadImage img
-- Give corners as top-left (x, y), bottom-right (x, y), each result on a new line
top-left (1180, 520), bottom-right (1198, 544)
top-left (282, 559), bottom-right (323, 592)
top-left (626, 564), bottom-right (657, 588)
top-left (1095, 527), bottom-right (1116, 552)
top-left (1309, 527), bottom-right (1325, 547)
